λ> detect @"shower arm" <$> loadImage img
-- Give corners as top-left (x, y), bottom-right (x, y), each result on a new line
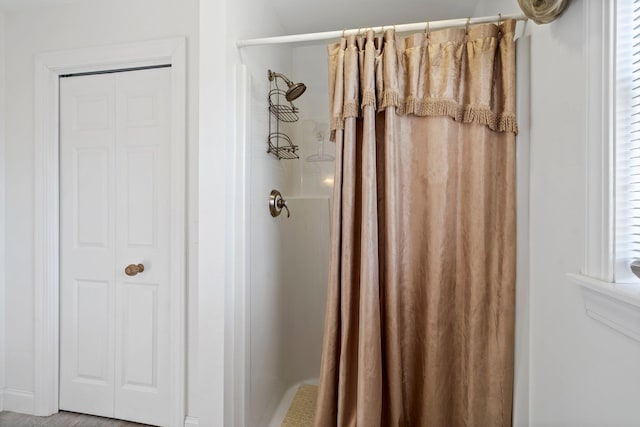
top-left (268, 69), bottom-right (307, 102)
top-left (268, 70), bottom-right (292, 85)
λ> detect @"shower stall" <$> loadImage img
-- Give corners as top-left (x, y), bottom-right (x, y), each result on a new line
top-left (236, 6), bottom-right (530, 427)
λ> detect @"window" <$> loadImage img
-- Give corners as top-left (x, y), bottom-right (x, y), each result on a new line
top-left (615, 0), bottom-right (640, 283)
top-left (569, 0), bottom-right (640, 343)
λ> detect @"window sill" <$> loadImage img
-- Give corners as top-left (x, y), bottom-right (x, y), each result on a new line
top-left (567, 273), bottom-right (640, 342)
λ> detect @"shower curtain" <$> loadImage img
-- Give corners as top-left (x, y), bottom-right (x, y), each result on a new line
top-left (315, 20), bottom-right (518, 427)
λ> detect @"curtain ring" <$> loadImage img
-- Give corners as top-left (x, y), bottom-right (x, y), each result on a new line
top-left (465, 17), bottom-right (471, 35)
top-left (342, 28), bottom-right (346, 38)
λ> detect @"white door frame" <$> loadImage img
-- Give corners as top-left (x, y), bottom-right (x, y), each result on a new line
top-left (33, 38), bottom-right (186, 426)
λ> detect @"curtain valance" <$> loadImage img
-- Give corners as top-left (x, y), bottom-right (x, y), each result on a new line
top-left (327, 19), bottom-right (518, 140)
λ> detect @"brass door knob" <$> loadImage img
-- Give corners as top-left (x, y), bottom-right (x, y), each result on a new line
top-left (125, 263), bottom-right (145, 276)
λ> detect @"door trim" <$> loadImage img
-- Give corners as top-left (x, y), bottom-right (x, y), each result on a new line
top-left (33, 38), bottom-right (186, 426)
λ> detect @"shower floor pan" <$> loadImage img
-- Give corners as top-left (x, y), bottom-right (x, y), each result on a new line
top-left (268, 379), bottom-right (318, 427)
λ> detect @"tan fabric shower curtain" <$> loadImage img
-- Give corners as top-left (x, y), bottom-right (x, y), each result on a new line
top-left (315, 20), bottom-right (518, 427)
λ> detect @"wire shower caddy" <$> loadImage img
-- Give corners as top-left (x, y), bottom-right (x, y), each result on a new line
top-left (268, 71), bottom-right (299, 160)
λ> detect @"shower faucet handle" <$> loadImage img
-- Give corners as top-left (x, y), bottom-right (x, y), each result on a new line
top-left (279, 199), bottom-right (290, 218)
top-left (269, 189), bottom-right (290, 218)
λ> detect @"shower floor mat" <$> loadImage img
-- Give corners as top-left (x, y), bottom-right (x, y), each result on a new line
top-left (281, 384), bottom-right (318, 427)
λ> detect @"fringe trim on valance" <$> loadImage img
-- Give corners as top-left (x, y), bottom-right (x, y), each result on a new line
top-left (362, 91), bottom-right (376, 109)
top-left (498, 113), bottom-right (519, 134)
top-left (400, 97), bottom-right (461, 118)
top-left (381, 90), bottom-right (400, 110)
top-left (343, 102), bottom-right (359, 119)
top-left (329, 95), bottom-right (519, 141)
top-left (330, 114), bottom-right (343, 142)
top-left (463, 105), bottom-right (497, 130)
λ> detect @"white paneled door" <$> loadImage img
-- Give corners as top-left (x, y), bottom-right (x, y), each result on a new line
top-left (59, 67), bottom-right (173, 427)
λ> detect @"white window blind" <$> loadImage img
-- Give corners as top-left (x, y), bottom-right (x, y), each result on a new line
top-left (615, 0), bottom-right (640, 282)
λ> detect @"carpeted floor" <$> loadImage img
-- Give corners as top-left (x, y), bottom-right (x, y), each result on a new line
top-left (281, 384), bottom-right (318, 427)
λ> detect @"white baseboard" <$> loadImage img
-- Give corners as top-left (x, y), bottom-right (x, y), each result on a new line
top-left (3, 388), bottom-right (35, 414)
top-left (2, 390), bottom-right (194, 425)
top-left (184, 415), bottom-right (199, 426)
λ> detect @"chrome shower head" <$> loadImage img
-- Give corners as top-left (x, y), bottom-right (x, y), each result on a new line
top-left (268, 70), bottom-right (306, 101)
top-left (285, 82), bottom-right (306, 101)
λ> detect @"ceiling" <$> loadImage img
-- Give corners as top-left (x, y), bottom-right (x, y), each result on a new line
top-left (0, 0), bottom-right (482, 35)
top-left (271, 0), bottom-right (480, 35)
top-left (0, 0), bottom-right (82, 10)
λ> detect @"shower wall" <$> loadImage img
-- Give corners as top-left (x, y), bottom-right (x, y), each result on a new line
top-left (289, 44), bottom-right (335, 201)
top-left (244, 47), bottom-right (293, 427)
top-left (245, 43), bottom-right (334, 427)
top-left (276, 44), bottom-right (334, 386)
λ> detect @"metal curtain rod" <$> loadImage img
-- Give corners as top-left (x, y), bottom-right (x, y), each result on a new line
top-left (237, 13), bottom-right (528, 48)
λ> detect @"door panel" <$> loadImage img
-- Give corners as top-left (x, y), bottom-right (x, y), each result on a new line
top-left (60, 67), bottom-right (172, 426)
top-left (114, 68), bottom-right (171, 426)
top-left (60, 74), bottom-right (116, 418)
top-left (122, 283), bottom-right (158, 389)
top-left (74, 279), bottom-right (110, 383)
top-left (125, 149), bottom-right (156, 246)
top-left (75, 148), bottom-right (109, 247)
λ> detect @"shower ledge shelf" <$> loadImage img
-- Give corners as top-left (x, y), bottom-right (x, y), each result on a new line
top-left (567, 273), bottom-right (640, 343)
